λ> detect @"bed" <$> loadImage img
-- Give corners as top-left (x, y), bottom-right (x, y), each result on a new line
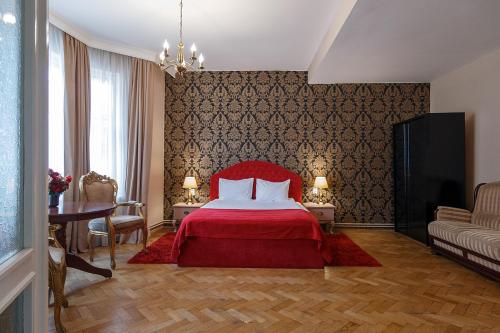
top-left (171, 160), bottom-right (333, 268)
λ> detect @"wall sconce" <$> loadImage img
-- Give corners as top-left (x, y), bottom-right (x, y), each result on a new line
top-left (313, 176), bottom-right (329, 205)
top-left (182, 176), bottom-right (198, 204)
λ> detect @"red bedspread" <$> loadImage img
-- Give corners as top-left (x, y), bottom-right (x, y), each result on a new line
top-left (171, 208), bottom-right (333, 264)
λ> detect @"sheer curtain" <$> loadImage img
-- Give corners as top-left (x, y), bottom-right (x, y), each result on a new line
top-left (88, 48), bottom-right (131, 201)
top-left (48, 24), bottom-right (65, 174)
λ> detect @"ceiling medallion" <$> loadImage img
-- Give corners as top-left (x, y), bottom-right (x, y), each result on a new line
top-left (158, 0), bottom-right (204, 78)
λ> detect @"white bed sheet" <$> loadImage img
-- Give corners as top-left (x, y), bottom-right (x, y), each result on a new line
top-left (202, 199), bottom-right (307, 211)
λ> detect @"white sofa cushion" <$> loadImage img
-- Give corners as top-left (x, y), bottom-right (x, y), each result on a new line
top-left (456, 229), bottom-right (500, 261)
top-left (428, 220), bottom-right (484, 244)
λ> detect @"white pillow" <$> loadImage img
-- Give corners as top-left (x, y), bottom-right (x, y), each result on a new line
top-left (218, 178), bottom-right (254, 200)
top-left (255, 179), bottom-right (290, 202)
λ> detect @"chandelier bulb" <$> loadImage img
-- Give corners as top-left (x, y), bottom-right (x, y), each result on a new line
top-left (163, 39), bottom-right (170, 50)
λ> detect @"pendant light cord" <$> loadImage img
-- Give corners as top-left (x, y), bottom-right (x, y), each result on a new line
top-left (179, 0), bottom-right (183, 43)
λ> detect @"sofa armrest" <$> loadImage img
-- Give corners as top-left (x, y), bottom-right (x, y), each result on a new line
top-left (435, 206), bottom-right (472, 223)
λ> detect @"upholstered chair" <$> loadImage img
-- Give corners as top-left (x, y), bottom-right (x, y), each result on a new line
top-left (80, 171), bottom-right (148, 269)
top-left (48, 224), bottom-right (68, 333)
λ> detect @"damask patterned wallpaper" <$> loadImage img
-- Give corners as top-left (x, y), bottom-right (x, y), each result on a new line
top-left (164, 71), bottom-right (429, 224)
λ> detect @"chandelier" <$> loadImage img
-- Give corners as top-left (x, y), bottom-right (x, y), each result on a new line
top-left (159, 0), bottom-right (204, 77)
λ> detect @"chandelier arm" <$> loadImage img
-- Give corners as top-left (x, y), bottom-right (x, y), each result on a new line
top-left (160, 62), bottom-right (177, 70)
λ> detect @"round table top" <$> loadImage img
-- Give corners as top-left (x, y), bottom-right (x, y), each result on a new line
top-left (48, 201), bottom-right (116, 223)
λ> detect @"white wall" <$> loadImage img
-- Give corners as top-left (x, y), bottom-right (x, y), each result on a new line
top-left (431, 47), bottom-right (500, 208)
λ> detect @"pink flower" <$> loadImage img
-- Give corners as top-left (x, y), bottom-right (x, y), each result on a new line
top-left (48, 169), bottom-right (73, 194)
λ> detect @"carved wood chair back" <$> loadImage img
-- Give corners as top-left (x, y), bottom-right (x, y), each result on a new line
top-left (79, 171), bottom-right (118, 204)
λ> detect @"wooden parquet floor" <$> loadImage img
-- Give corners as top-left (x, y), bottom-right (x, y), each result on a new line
top-left (49, 228), bottom-right (500, 333)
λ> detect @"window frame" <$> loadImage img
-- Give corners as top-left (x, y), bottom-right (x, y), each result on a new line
top-left (0, 0), bottom-right (49, 331)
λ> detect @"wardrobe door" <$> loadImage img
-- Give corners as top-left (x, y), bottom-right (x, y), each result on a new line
top-left (393, 123), bottom-right (408, 234)
top-left (427, 114), bottom-right (466, 213)
top-left (407, 117), bottom-right (428, 244)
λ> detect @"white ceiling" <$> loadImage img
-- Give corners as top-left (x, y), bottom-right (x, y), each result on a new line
top-left (309, 0), bottom-right (500, 83)
top-left (49, 0), bottom-right (338, 71)
top-left (50, 0), bottom-right (500, 83)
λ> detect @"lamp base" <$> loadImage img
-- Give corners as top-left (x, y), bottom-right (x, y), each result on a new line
top-left (317, 190), bottom-right (325, 205)
top-left (187, 189), bottom-right (195, 205)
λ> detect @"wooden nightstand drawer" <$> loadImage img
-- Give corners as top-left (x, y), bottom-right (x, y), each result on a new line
top-left (172, 202), bottom-right (205, 221)
top-left (308, 207), bottom-right (335, 221)
top-left (173, 207), bottom-right (198, 220)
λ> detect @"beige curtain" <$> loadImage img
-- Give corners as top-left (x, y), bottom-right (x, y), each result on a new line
top-left (63, 33), bottom-right (91, 253)
top-left (126, 58), bottom-right (165, 212)
top-left (123, 59), bottom-right (165, 243)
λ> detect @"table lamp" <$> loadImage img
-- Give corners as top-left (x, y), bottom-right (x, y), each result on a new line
top-left (183, 176), bottom-right (197, 204)
top-left (313, 176), bottom-right (329, 205)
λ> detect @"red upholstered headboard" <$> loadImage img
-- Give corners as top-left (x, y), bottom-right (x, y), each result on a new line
top-left (209, 160), bottom-right (303, 202)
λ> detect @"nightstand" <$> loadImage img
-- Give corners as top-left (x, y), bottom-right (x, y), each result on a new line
top-left (172, 202), bottom-right (205, 231)
top-left (303, 202), bottom-right (335, 233)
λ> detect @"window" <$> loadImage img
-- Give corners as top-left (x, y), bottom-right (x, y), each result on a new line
top-left (48, 30), bottom-right (132, 201)
top-left (0, 0), bottom-right (23, 266)
top-left (89, 48), bottom-right (131, 201)
top-left (48, 24), bottom-right (65, 174)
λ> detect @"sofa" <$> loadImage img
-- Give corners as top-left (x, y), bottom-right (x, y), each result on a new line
top-left (428, 181), bottom-right (500, 281)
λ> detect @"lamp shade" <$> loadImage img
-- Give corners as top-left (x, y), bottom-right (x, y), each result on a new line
top-left (182, 176), bottom-right (197, 189)
top-left (313, 176), bottom-right (328, 189)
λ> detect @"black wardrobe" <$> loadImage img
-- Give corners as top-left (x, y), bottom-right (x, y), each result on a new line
top-left (393, 113), bottom-right (466, 244)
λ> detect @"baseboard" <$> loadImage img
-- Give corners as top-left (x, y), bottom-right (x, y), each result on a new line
top-left (335, 223), bottom-right (393, 228)
top-left (149, 220), bottom-right (173, 230)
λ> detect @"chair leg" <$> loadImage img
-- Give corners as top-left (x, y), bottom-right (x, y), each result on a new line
top-left (61, 264), bottom-right (68, 308)
top-left (105, 216), bottom-right (116, 270)
top-left (51, 267), bottom-right (67, 333)
top-left (107, 227), bottom-right (116, 270)
top-left (87, 232), bottom-right (94, 262)
top-left (142, 224), bottom-right (149, 253)
top-left (108, 232), bottom-right (116, 270)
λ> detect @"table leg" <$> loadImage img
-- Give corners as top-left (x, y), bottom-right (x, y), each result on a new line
top-left (66, 254), bottom-right (112, 278)
top-left (54, 221), bottom-right (112, 278)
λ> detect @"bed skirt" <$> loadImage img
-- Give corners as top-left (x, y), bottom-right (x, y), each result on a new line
top-left (177, 237), bottom-right (326, 269)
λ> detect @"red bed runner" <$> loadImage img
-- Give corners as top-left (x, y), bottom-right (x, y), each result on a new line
top-left (171, 208), bottom-right (333, 264)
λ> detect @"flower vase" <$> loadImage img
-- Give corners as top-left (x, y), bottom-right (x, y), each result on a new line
top-left (49, 193), bottom-right (61, 208)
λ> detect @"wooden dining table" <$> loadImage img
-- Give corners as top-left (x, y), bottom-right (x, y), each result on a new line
top-left (48, 201), bottom-right (116, 278)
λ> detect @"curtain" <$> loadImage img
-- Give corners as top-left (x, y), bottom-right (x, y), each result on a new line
top-left (48, 24), bottom-right (65, 175)
top-left (63, 33), bottom-right (91, 253)
top-left (126, 59), bottom-right (165, 218)
top-left (88, 47), bottom-right (131, 201)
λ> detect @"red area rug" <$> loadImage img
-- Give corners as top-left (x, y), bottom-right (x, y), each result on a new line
top-left (128, 232), bottom-right (381, 267)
